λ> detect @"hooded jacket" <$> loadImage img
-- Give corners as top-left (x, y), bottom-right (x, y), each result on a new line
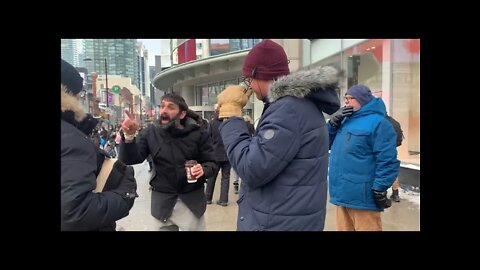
top-left (61, 87), bottom-right (130, 231)
top-left (220, 66), bottom-right (341, 231)
top-left (327, 98), bottom-right (400, 211)
top-left (119, 113), bottom-right (217, 221)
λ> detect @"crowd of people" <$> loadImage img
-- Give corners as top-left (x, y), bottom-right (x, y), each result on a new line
top-left (61, 39), bottom-right (401, 231)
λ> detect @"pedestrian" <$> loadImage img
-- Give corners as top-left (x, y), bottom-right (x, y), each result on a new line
top-left (119, 93), bottom-right (217, 231)
top-left (217, 39), bottom-right (341, 231)
top-left (328, 84), bottom-right (400, 231)
top-left (390, 179), bottom-right (401, 202)
top-left (61, 59), bottom-right (138, 231)
top-left (205, 105), bottom-right (231, 206)
top-left (385, 113), bottom-right (404, 203)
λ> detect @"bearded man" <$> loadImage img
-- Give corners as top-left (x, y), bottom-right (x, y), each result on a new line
top-left (119, 93), bottom-right (217, 231)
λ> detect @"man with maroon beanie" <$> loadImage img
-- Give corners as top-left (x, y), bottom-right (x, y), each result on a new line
top-left (216, 40), bottom-right (341, 231)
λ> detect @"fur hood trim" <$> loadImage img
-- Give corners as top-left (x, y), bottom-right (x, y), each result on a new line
top-left (61, 85), bottom-right (86, 122)
top-left (268, 66), bottom-right (341, 102)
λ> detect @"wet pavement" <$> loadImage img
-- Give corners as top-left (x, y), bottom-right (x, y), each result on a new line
top-left (117, 160), bottom-right (420, 231)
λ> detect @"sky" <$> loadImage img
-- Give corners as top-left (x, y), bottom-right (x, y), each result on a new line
top-left (138, 39), bottom-right (163, 66)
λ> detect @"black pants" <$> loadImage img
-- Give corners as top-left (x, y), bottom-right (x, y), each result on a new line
top-left (205, 161), bottom-right (231, 203)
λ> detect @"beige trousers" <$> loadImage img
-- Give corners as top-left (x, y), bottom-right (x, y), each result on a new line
top-left (153, 198), bottom-right (206, 231)
top-left (336, 206), bottom-right (382, 231)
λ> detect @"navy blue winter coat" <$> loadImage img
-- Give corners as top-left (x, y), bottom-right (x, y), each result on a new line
top-left (220, 66), bottom-right (341, 231)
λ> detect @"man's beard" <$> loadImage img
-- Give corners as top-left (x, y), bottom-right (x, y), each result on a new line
top-left (159, 113), bottom-right (181, 130)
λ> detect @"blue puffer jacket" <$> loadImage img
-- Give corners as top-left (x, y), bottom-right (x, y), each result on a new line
top-left (328, 98), bottom-right (400, 211)
top-left (220, 66), bottom-right (341, 231)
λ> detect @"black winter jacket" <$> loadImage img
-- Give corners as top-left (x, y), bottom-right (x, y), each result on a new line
top-left (119, 117), bottom-right (217, 220)
top-left (209, 117), bottom-right (228, 162)
top-left (61, 111), bottom-right (131, 231)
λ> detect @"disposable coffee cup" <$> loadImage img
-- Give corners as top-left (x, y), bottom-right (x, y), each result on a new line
top-left (185, 160), bottom-right (198, 183)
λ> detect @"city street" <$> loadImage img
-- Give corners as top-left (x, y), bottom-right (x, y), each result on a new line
top-left (117, 160), bottom-right (420, 231)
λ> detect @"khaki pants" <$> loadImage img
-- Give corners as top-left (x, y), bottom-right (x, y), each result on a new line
top-left (392, 178), bottom-right (399, 190)
top-left (153, 199), bottom-right (206, 231)
top-left (336, 206), bottom-right (382, 231)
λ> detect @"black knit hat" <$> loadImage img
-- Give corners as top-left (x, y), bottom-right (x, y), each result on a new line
top-left (61, 59), bottom-right (83, 94)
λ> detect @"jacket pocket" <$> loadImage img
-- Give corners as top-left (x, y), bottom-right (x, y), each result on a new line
top-left (345, 130), bottom-right (371, 154)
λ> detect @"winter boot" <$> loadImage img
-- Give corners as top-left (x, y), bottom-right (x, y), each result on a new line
top-left (216, 200), bottom-right (228, 207)
top-left (233, 183), bottom-right (239, 194)
top-left (390, 189), bottom-right (400, 202)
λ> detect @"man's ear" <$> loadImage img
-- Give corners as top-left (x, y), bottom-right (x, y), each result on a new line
top-left (179, 110), bottom-right (187, 119)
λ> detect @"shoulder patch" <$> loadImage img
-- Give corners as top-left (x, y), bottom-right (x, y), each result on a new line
top-left (263, 129), bottom-right (275, 140)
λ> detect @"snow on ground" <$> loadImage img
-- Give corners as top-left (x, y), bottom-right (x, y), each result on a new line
top-left (388, 188), bottom-right (420, 207)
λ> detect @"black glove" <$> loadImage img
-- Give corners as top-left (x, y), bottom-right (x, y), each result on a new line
top-left (372, 190), bottom-right (392, 209)
top-left (110, 165), bottom-right (138, 210)
top-left (330, 106), bottom-right (353, 128)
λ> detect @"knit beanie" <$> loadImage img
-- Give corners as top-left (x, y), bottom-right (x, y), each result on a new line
top-left (242, 39), bottom-right (290, 80)
top-left (61, 59), bottom-right (83, 94)
top-left (346, 84), bottom-right (374, 106)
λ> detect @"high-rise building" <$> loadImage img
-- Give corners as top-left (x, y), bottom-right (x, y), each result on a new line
top-left (61, 39), bottom-right (79, 67)
top-left (136, 42), bottom-right (150, 98)
top-left (76, 39), bottom-right (85, 67)
top-left (83, 39), bottom-right (139, 87)
top-left (160, 39), bottom-right (171, 68)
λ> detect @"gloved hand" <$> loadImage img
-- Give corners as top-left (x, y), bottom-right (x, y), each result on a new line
top-left (110, 165), bottom-right (138, 210)
top-left (372, 190), bottom-right (392, 209)
top-left (121, 109), bottom-right (139, 136)
top-left (217, 85), bottom-right (253, 119)
top-left (330, 106), bottom-right (353, 128)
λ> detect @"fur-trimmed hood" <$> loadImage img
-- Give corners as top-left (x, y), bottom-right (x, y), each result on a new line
top-left (61, 85), bottom-right (98, 136)
top-left (267, 66), bottom-right (341, 115)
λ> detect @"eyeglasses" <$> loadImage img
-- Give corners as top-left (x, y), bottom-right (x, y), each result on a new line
top-left (79, 90), bottom-right (87, 98)
top-left (344, 95), bottom-right (355, 101)
top-left (241, 76), bottom-right (252, 90)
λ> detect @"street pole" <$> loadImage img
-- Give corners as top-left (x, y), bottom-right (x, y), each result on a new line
top-left (104, 58), bottom-right (109, 107)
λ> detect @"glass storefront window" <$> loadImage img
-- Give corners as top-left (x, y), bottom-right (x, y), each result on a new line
top-left (201, 85), bottom-right (208, 106)
top-left (343, 39), bottom-right (384, 96)
top-left (208, 83), bottom-right (220, 105)
top-left (210, 39), bottom-right (230, 56)
top-left (209, 39), bottom-right (262, 57)
top-left (310, 39), bottom-right (419, 165)
top-left (391, 39), bottom-right (420, 165)
top-left (194, 77), bottom-right (256, 120)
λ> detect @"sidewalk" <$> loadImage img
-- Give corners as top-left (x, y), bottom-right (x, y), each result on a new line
top-left (117, 161), bottom-right (420, 231)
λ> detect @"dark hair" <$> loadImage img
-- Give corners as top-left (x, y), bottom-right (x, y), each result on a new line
top-left (160, 93), bottom-right (188, 112)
